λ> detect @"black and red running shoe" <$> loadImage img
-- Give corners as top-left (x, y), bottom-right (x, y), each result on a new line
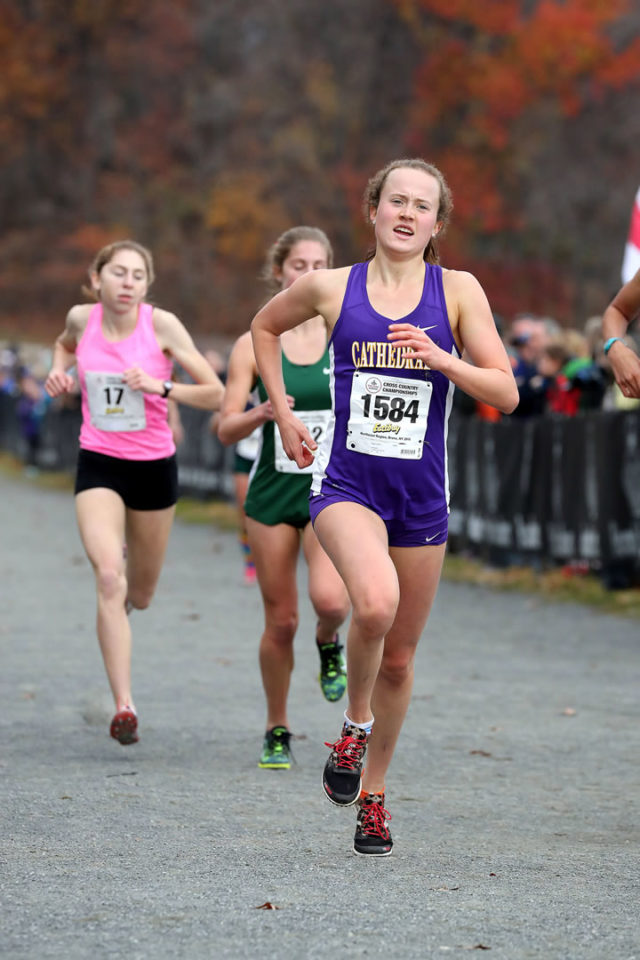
top-left (354, 791), bottom-right (393, 856)
top-left (322, 721), bottom-right (370, 806)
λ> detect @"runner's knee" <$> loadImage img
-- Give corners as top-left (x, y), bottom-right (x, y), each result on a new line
top-left (311, 588), bottom-right (350, 626)
top-left (352, 591), bottom-right (398, 639)
top-left (263, 611), bottom-right (298, 648)
top-left (378, 649), bottom-right (415, 688)
top-left (126, 582), bottom-right (155, 610)
top-left (96, 566), bottom-right (127, 603)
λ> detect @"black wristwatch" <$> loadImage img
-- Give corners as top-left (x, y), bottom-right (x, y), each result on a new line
top-left (161, 380), bottom-right (174, 398)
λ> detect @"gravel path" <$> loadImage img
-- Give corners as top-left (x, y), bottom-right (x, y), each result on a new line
top-left (1, 473), bottom-right (638, 959)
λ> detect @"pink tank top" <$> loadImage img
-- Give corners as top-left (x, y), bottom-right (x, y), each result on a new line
top-left (76, 302), bottom-right (175, 460)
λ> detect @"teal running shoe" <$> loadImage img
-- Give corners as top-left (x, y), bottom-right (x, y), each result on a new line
top-left (258, 726), bottom-right (292, 769)
top-left (317, 637), bottom-right (347, 702)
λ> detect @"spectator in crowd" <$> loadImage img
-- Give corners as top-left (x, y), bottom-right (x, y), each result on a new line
top-left (560, 329), bottom-right (607, 411)
top-left (537, 341), bottom-right (573, 414)
top-left (15, 366), bottom-right (51, 472)
top-left (584, 315), bottom-right (607, 366)
top-left (537, 331), bottom-right (606, 416)
top-left (0, 345), bottom-right (20, 395)
top-left (506, 315), bottom-right (550, 417)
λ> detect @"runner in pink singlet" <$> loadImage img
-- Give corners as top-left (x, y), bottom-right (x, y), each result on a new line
top-left (45, 240), bottom-right (224, 746)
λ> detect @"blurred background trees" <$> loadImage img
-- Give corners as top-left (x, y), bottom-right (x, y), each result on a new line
top-left (1, 0), bottom-right (639, 340)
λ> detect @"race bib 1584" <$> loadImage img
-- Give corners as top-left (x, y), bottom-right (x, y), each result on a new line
top-left (347, 372), bottom-right (431, 459)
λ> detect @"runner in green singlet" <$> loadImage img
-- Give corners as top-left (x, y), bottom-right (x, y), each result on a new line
top-left (244, 351), bottom-right (332, 527)
top-left (217, 227), bottom-right (350, 769)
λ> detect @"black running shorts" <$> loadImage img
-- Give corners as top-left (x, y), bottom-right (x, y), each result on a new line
top-left (75, 449), bottom-right (178, 511)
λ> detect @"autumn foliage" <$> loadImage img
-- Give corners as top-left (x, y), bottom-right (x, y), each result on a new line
top-left (0, 0), bottom-right (639, 340)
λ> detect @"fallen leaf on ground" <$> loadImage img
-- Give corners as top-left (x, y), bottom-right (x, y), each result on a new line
top-left (561, 707), bottom-right (577, 716)
top-left (255, 902), bottom-right (280, 910)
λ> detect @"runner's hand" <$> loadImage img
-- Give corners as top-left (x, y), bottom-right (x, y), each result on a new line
top-left (259, 395), bottom-right (295, 423)
top-left (276, 411), bottom-right (317, 469)
top-left (386, 323), bottom-right (447, 371)
top-left (609, 342), bottom-right (640, 399)
top-left (122, 366), bottom-right (161, 394)
top-left (45, 369), bottom-right (75, 397)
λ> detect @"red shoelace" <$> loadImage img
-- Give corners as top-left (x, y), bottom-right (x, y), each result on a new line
top-left (324, 733), bottom-right (367, 770)
top-left (359, 799), bottom-right (392, 839)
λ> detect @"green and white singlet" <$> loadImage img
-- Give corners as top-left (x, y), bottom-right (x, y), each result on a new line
top-left (244, 347), bottom-right (332, 527)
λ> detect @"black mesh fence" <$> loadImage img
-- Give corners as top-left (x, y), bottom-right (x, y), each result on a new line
top-left (2, 394), bottom-right (640, 576)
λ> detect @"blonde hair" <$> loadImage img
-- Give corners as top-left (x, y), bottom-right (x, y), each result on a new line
top-left (363, 158), bottom-right (453, 264)
top-left (261, 226), bottom-right (334, 297)
top-left (561, 328), bottom-right (589, 359)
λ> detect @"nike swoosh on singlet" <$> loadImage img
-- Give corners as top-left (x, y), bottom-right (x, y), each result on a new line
top-left (425, 531), bottom-right (442, 543)
top-left (417, 325), bottom-right (438, 332)
top-left (323, 367), bottom-right (331, 375)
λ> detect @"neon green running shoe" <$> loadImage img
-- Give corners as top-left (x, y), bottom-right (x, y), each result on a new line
top-left (258, 726), bottom-right (292, 769)
top-left (317, 637), bottom-right (347, 703)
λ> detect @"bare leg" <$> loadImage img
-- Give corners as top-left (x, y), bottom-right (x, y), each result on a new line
top-left (76, 488), bottom-right (131, 710)
top-left (233, 472), bottom-right (255, 580)
top-left (246, 517), bottom-right (301, 730)
top-left (363, 543), bottom-right (446, 793)
top-left (125, 505), bottom-right (176, 610)
top-left (313, 502), bottom-right (399, 725)
top-left (302, 522), bottom-right (350, 644)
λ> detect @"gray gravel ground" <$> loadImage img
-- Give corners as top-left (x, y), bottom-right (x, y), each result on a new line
top-left (1, 472), bottom-right (639, 960)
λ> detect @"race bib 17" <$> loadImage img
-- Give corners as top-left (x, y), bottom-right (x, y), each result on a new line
top-left (85, 371), bottom-right (146, 432)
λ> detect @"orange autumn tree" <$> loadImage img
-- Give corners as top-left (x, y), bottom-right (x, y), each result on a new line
top-left (391, 0), bottom-right (640, 320)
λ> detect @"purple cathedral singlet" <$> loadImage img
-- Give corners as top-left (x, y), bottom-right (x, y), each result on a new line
top-left (310, 260), bottom-right (459, 525)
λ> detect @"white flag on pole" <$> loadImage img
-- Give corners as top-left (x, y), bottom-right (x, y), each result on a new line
top-left (622, 185), bottom-right (640, 284)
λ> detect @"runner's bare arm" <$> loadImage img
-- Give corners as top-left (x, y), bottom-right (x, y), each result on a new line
top-left (45, 305), bottom-right (90, 397)
top-left (216, 332), bottom-right (293, 445)
top-left (387, 271), bottom-right (518, 414)
top-left (602, 270), bottom-right (640, 398)
top-left (125, 309), bottom-right (225, 410)
top-left (251, 270), bottom-right (345, 468)
top-left (251, 273), bottom-right (322, 467)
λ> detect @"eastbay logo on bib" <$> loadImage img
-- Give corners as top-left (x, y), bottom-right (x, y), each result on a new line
top-left (346, 371), bottom-right (431, 459)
